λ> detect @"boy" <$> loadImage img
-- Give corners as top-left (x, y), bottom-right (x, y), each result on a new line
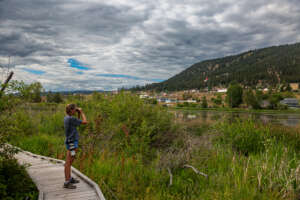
top-left (63, 104), bottom-right (87, 189)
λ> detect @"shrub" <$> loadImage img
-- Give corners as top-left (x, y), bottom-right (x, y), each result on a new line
top-left (226, 83), bottom-right (243, 108)
top-left (0, 159), bottom-right (38, 200)
top-left (46, 91), bottom-right (64, 103)
top-left (268, 93), bottom-right (283, 109)
top-left (216, 120), bottom-right (267, 155)
top-left (268, 125), bottom-right (300, 153)
top-left (64, 93), bottom-right (176, 158)
top-left (11, 110), bottom-right (38, 136)
top-left (243, 89), bottom-right (260, 109)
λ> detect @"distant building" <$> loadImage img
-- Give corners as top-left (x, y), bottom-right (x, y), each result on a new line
top-left (217, 89), bottom-right (227, 93)
top-left (187, 114), bottom-right (196, 119)
top-left (186, 99), bottom-right (197, 103)
top-left (157, 98), bottom-right (177, 103)
top-left (289, 83), bottom-right (299, 91)
top-left (139, 94), bottom-right (149, 99)
top-left (190, 89), bottom-right (198, 93)
top-left (280, 98), bottom-right (300, 108)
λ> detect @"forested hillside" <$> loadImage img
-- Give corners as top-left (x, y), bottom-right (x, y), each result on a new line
top-left (139, 43), bottom-right (300, 91)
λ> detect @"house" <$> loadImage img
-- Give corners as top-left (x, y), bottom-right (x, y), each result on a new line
top-left (139, 94), bottom-right (149, 99)
top-left (157, 98), bottom-right (178, 106)
top-left (186, 99), bottom-right (197, 103)
top-left (217, 89), bottom-right (227, 93)
top-left (280, 98), bottom-right (300, 108)
top-left (289, 83), bottom-right (299, 91)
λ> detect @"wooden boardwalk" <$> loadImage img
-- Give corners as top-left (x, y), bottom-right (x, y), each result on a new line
top-left (15, 148), bottom-right (106, 200)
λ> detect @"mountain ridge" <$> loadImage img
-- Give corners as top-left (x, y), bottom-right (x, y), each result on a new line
top-left (137, 42), bottom-right (300, 91)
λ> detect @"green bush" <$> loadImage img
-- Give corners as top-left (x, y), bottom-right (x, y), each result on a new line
top-left (268, 125), bottom-right (300, 153)
top-left (217, 120), bottom-right (267, 155)
top-left (201, 96), bottom-right (208, 108)
top-left (11, 110), bottom-right (38, 136)
top-left (0, 159), bottom-right (38, 200)
top-left (226, 83), bottom-right (243, 108)
top-left (90, 93), bottom-right (175, 153)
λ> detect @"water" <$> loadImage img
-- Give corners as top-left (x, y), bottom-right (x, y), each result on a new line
top-left (174, 110), bottom-right (300, 127)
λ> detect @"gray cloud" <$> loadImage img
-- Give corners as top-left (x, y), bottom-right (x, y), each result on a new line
top-left (1, 0), bottom-right (300, 91)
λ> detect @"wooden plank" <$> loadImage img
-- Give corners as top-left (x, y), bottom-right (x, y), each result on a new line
top-left (14, 147), bottom-right (105, 200)
top-left (34, 175), bottom-right (65, 182)
top-left (45, 185), bottom-right (93, 194)
top-left (40, 180), bottom-right (91, 189)
top-left (42, 179), bottom-right (93, 193)
top-left (46, 190), bottom-right (98, 199)
top-left (27, 163), bottom-right (59, 169)
top-left (28, 167), bottom-right (63, 176)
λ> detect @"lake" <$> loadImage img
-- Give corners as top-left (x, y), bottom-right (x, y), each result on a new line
top-left (174, 110), bottom-right (300, 127)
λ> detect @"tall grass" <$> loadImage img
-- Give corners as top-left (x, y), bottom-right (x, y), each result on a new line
top-left (214, 119), bottom-right (300, 199)
top-left (7, 93), bottom-right (300, 199)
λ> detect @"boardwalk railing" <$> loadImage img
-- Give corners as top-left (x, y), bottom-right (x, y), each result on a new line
top-left (13, 145), bottom-right (106, 200)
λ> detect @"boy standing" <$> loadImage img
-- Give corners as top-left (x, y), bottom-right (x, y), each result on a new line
top-left (63, 104), bottom-right (87, 189)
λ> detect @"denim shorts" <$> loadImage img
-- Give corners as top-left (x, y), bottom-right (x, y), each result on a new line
top-left (65, 140), bottom-right (78, 150)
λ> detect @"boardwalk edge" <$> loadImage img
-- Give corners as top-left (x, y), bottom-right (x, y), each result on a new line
top-left (11, 145), bottom-right (106, 200)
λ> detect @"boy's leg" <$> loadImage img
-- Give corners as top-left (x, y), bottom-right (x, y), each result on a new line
top-left (70, 148), bottom-right (77, 164)
top-left (66, 149), bottom-right (77, 179)
top-left (64, 150), bottom-right (72, 181)
top-left (69, 149), bottom-right (80, 184)
top-left (63, 150), bottom-right (77, 189)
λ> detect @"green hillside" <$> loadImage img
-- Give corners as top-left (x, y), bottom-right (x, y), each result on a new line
top-left (139, 42), bottom-right (300, 91)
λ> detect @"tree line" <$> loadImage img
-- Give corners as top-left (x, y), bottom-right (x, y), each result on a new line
top-left (3, 80), bottom-right (63, 103)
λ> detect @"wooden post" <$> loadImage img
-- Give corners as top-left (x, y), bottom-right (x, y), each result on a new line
top-left (0, 71), bottom-right (14, 97)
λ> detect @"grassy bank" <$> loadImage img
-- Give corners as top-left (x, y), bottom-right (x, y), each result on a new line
top-left (7, 93), bottom-right (300, 199)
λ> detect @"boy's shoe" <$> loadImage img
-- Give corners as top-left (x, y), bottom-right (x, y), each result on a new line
top-left (70, 177), bottom-right (80, 184)
top-left (63, 182), bottom-right (76, 189)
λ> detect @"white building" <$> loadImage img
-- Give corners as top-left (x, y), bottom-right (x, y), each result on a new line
top-left (217, 89), bottom-right (227, 93)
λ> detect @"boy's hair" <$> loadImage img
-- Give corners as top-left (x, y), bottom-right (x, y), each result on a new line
top-left (66, 104), bottom-right (76, 115)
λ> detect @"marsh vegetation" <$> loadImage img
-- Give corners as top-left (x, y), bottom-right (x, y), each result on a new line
top-left (1, 86), bottom-right (299, 199)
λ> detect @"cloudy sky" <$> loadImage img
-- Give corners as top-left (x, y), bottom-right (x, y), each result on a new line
top-left (1, 0), bottom-right (300, 91)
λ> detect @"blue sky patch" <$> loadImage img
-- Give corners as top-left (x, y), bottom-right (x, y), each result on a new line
top-left (76, 71), bottom-right (84, 75)
top-left (150, 79), bottom-right (164, 82)
top-left (23, 68), bottom-right (46, 75)
top-left (68, 58), bottom-right (91, 70)
top-left (96, 74), bottom-right (141, 80)
top-left (96, 73), bottom-right (164, 82)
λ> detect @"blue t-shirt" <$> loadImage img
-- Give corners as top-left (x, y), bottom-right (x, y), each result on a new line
top-left (64, 115), bottom-right (82, 144)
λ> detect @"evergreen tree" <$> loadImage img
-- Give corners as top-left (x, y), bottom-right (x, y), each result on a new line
top-left (268, 93), bottom-right (283, 109)
top-left (226, 83), bottom-right (243, 108)
top-left (53, 92), bottom-right (63, 103)
top-left (201, 96), bottom-right (208, 108)
top-left (30, 82), bottom-right (43, 103)
top-left (46, 91), bottom-right (54, 102)
top-left (243, 89), bottom-right (260, 109)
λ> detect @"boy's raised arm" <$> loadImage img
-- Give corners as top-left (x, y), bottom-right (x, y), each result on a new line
top-left (77, 108), bottom-right (87, 124)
